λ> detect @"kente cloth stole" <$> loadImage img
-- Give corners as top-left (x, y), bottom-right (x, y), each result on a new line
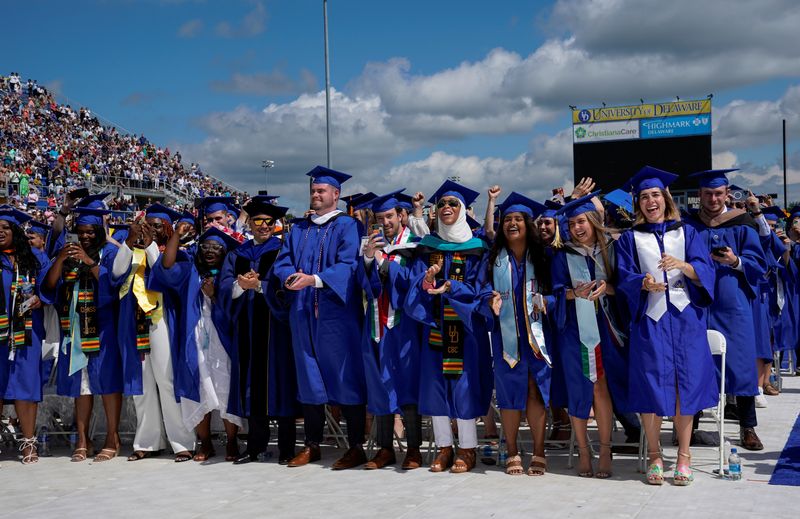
top-left (119, 248), bottom-right (162, 353)
top-left (565, 251), bottom-right (604, 383)
top-left (369, 226), bottom-right (412, 342)
top-left (428, 252), bottom-right (466, 377)
top-left (493, 248), bottom-right (551, 369)
top-left (0, 266), bottom-right (35, 350)
top-left (58, 267), bottom-right (101, 376)
top-left (633, 225), bottom-right (691, 321)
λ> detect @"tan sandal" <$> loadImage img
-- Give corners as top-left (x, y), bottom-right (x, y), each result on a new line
top-left (505, 454), bottom-right (524, 475)
top-left (576, 445), bottom-right (593, 478)
top-left (450, 447), bottom-right (476, 473)
top-left (93, 446), bottom-right (120, 462)
top-left (19, 437), bottom-right (39, 465)
top-left (596, 442), bottom-right (613, 479)
top-left (429, 446), bottom-right (454, 472)
top-left (527, 455), bottom-right (547, 476)
top-left (71, 441), bottom-right (94, 463)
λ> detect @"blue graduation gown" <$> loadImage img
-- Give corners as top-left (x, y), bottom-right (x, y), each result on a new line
top-left (221, 238), bottom-right (298, 417)
top-left (615, 222), bottom-right (719, 416)
top-left (763, 233), bottom-right (797, 353)
top-left (550, 243), bottom-right (629, 419)
top-left (272, 214), bottom-right (366, 406)
top-left (41, 243), bottom-right (123, 397)
top-left (684, 211), bottom-right (766, 396)
top-left (151, 251), bottom-right (243, 420)
top-left (403, 237), bottom-right (494, 420)
top-left (360, 247), bottom-right (422, 415)
top-left (0, 249), bottom-right (51, 402)
top-left (487, 252), bottom-right (553, 410)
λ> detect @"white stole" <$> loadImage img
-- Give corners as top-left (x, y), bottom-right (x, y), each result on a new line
top-left (633, 226), bottom-right (691, 321)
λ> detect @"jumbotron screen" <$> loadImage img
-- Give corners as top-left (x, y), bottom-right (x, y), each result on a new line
top-left (571, 99), bottom-right (712, 193)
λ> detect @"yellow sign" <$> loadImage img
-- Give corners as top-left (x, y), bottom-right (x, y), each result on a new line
top-left (572, 99), bottom-right (711, 124)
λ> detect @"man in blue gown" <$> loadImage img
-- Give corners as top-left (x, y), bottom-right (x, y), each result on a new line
top-left (272, 166), bottom-right (368, 469)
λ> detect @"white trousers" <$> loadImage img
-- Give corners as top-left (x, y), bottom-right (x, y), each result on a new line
top-left (432, 416), bottom-right (478, 449)
top-left (132, 318), bottom-right (195, 453)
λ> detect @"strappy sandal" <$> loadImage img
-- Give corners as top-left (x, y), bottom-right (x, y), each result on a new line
top-left (127, 450), bottom-right (160, 461)
top-left (527, 455), bottom-right (547, 476)
top-left (646, 450), bottom-right (664, 485)
top-left (673, 451), bottom-right (694, 486)
top-left (19, 437), bottom-right (39, 465)
top-left (93, 446), bottom-right (120, 462)
top-left (450, 447), bottom-right (476, 473)
top-left (595, 442), bottom-right (613, 479)
top-left (193, 446), bottom-right (216, 462)
top-left (174, 451), bottom-right (193, 463)
top-left (576, 445), bottom-right (594, 478)
top-left (505, 454), bottom-right (524, 475)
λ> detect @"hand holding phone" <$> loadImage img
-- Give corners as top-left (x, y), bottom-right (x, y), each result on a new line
top-left (711, 246), bottom-right (729, 257)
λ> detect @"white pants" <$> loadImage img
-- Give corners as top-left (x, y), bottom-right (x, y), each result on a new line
top-left (432, 416), bottom-right (478, 449)
top-left (132, 318), bottom-right (195, 453)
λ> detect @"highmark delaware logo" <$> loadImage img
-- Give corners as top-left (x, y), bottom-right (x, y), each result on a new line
top-left (575, 127), bottom-right (587, 139)
top-left (578, 110), bottom-right (591, 123)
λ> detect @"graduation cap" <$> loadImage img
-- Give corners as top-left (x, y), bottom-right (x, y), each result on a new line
top-left (342, 192), bottom-right (376, 212)
top-left (198, 196), bottom-right (235, 216)
top-left (25, 220), bottom-right (51, 236)
top-left (75, 192), bottom-right (110, 210)
top-left (466, 214), bottom-right (482, 230)
top-left (177, 210), bottom-right (197, 226)
top-left (623, 166), bottom-right (679, 194)
top-left (604, 189), bottom-right (634, 214)
top-left (556, 191), bottom-right (602, 219)
top-left (145, 203), bottom-right (181, 224)
top-left (428, 180), bottom-right (480, 207)
top-left (365, 189), bottom-right (406, 214)
top-left (762, 206), bottom-right (787, 222)
top-left (197, 227), bottom-right (241, 252)
top-left (73, 206), bottom-right (111, 226)
top-left (0, 207), bottom-right (33, 226)
top-left (250, 194), bottom-right (279, 204)
top-left (109, 223), bottom-right (130, 231)
top-left (688, 169), bottom-right (739, 188)
top-left (395, 193), bottom-right (414, 211)
top-left (243, 199), bottom-right (289, 219)
top-left (306, 165), bottom-right (352, 189)
top-left (497, 192), bottom-right (547, 219)
top-left (542, 199), bottom-right (562, 219)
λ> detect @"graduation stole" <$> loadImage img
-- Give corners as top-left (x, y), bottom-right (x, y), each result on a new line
top-left (633, 223), bottom-right (690, 321)
top-left (493, 248), bottom-right (551, 369)
top-left (428, 251), bottom-right (466, 378)
top-left (565, 245), bottom-right (607, 383)
top-left (119, 248), bottom-right (162, 353)
top-left (369, 226), bottom-right (414, 342)
top-left (0, 266), bottom-right (36, 349)
top-left (58, 265), bottom-right (101, 376)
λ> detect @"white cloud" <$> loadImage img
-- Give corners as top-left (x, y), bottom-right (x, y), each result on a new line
top-left (210, 69), bottom-right (317, 96)
top-left (712, 86), bottom-right (800, 151)
top-left (177, 18), bottom-right (203, 38)
top-left (215, 0), bottom-right (267, 38)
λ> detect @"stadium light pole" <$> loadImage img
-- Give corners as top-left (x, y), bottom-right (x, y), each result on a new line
top-left (262, 160), bottom-right (275, 191)
top-left (323, 0), bottom-right (332, 168)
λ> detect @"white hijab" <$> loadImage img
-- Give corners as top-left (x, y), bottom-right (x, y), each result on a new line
top-left (436, 198), bottom-right (473, 244)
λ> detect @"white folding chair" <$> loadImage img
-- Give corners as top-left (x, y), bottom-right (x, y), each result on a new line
top-left (707, 329), bottom-right (726, 477)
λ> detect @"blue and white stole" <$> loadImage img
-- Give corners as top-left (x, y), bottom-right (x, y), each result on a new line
top-left (632, 223), bottom-right (690, 321)
top-left (369, 226), bottom-right (415, 342)
top-left (493, 248), bottom-right (551, 368)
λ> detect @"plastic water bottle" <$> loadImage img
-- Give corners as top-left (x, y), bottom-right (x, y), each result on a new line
top-left (498, 438), bottom-right (508, 465)
top-left (728, 447), bottom-right (742, 481)
top-left (69, 431), bottom-right (78, 449)
top-left (38, 426), bottom-right (51, 457)
top-left (482, 444), bottom-right (493, 457)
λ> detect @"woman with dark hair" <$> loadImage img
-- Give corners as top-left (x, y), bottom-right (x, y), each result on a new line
top-left (153, 223), bottom-right (244, 462)
top-left (485, 193), bottom-right (553, 477)
top-left (0, 207), bottom-right (51, 465)
top-left (42, 206), bottom-right (123, 462)
top-left (550, 192), bottom-right (628, 479)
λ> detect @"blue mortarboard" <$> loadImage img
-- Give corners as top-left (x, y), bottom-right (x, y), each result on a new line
top-left (73, 207), bottom-right (111, 226)
top-left (198, 227), bottom-right (241, 252)
top-left (343, 192), bottom-right (377, 211)
top-left (762, 206), bottom-right (786, 222)
top-left (395, 193), bottom-right (414, 211)
top-left (26, 220), bottom-right (51, 236)
top-left (200, 196), bottom-right (235, 216)
top-left (542, 199), bottom-right (562, 219)
top-left (109, 223), bottom-right (130, 231)
top-left (226, 203), bottom-right (240, 217)
top-left (788, 206), bottom-right (800, 220)
top-left (498, 192), bottom-right (547, 219)
top-left (0, 207), bottom-right (33, 226)
top-left (243, 199), bottom-right (288, 219)
top-left (368, 189), bottom-right (406, 214)
top-left (306, 165), bottom-right (352, 189)
top-left (145, 203), bottom-right (181, 224)
top-left (556, 191), bottom-right (602, 219)
top-left (604, 189), bottom-right (634, 214)
top-left (177, 210), bottom-right (196, 226)
top-left (428, 180), bottom-right (480, 207)
top-left (623, 166), bottom-right (679, 194)
top-left (466, 214), bottom-right (482, 230)
top-left (75, 192), bottom-right (110, 210)
top-left (688, 169), bottom-right (739, 188)
top-left (250, 195), bottom-right (279, 204)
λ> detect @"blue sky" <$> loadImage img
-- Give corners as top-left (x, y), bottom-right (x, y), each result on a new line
top-left (6, 0), bottom-right (800, 211)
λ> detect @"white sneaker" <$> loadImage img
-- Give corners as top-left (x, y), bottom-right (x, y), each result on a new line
top-left (755, 387), bottom-right (768, 408)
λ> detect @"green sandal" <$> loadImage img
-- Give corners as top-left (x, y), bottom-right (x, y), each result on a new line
top-left (646, 450), bottom-right (664, 485)
top-left (674, 451), bottom-right (694, 486)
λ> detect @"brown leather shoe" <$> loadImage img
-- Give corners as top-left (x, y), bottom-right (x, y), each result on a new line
top-left (401, 447), bottom-right (423, 470)
top-left (364, 448), bottom-right (396, 470)
top-left (287, 445), bottom-right (321, 467)
top-left (332, 446), bottom-right (367, 470)
top-left (450, 447), bottom-right (476, 473)
top-left (740, 427), bottom-right (764, 451)
top-left (429, 446), bottom-right (454, 472)
top-left (763, 383), bottom-right (779, 396)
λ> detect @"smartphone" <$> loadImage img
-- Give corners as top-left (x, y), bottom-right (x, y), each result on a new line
top-left (66, 232), bottom-right (80, 244)
top-left (285, 273), bottom-right (300, 287)
top-left (68, 187), bottom-right (90, 200)
top-left (370, 223), bottom-right (384, 239)
top-left (711, 246), bottom-right (728, 257)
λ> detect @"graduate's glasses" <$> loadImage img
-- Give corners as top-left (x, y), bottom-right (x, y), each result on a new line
top-left (251, 217), bottom-right (275, 227)
top-left (199, 242), bottom-right (225, 252)
top-left (436, 199), bottom-right (460, 209)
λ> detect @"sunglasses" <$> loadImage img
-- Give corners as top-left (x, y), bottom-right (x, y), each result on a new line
top-left (436, 199), bottom-right (460, 209)
top-left (251, 217), bottom-right (275, 227)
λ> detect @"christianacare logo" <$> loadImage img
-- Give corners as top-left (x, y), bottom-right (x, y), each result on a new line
top-left (575, 127), bottom-right (587, 139)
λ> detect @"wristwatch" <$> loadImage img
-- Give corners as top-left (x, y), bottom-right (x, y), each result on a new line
top-left (254, 283), bottom-right (263, 294)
